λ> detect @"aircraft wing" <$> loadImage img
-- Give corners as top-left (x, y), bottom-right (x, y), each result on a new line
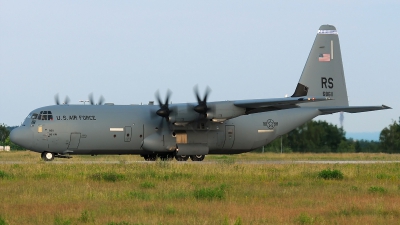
top-left (234, 96), bottom-right (332, 108)
top-left (318, 105), bottom-right (391, 115)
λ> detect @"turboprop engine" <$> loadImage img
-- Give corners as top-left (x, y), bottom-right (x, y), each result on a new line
top-left (141, 132), bottom-right (176, 152)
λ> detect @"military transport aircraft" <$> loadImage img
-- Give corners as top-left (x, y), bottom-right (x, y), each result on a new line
top-left (10, 25), bottom-right (390, 161)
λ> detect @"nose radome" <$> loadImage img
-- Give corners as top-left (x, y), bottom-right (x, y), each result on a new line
top-left (10, 127), bottom-right (33, 149)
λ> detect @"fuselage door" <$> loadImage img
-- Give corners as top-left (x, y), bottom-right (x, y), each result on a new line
top-left (68, 132), bottom-right (81, 149)
top-left (124, 126), bottom-right (132, 142)
top-left (222, 125), bottom-right (235, 149)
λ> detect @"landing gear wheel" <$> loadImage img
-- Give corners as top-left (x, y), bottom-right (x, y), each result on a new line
top-left (175, 155), bottom-right (189, 161)
top-left (190, 155), bottom-right (205, 161)
top-left (41, 152), bottom-right (55, 161)
top-left (143, 155), bottom-right (157, 161)
top-left (160, 154), bottom-right (174, 161)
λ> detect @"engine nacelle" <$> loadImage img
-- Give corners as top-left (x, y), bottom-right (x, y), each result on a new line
top-left (142, 132), bottom-right (176, 152)
top-left (206, 101), bottom-right (246, 121)
top-left (167, 102), bottom-right (246, 125)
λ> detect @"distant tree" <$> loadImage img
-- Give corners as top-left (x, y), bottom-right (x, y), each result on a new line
top-left (286, 120), bottom-right (345, 152)
top-left (379, 118), bottom-right (400, 153)
top-left (0, 124), bottom-right (24, 150)
top-left (357, 140), bottom-right (380, 153)
top-left (337, 139), bottom-right (355, 153)
top-left (354, 140), bottom-right (362, 153)
top-left (253, 120), bottom-right (346, 153)
top-left (0, 123), bottom-right (10, 145)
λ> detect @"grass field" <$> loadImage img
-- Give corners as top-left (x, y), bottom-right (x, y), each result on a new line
top-left (0, 151), bottom-right (400, 224)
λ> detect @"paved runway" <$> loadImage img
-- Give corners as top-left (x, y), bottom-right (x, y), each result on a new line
top-left (0, 160), bottom-right (400, 165)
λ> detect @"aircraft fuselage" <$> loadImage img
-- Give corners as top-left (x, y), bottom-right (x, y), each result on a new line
top-left (13, 104), bottom-right (320, 157)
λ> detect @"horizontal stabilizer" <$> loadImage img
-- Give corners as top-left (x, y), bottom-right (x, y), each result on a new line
top-left (234, 96), bottom-right (332, 109)
top-left (318, 105), bottom-right (391, 115)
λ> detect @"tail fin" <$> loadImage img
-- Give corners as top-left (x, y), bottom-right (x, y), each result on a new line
top-left (292, 24), bottom-right (349, 107)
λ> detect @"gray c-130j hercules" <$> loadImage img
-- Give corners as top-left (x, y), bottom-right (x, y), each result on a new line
top-left (10, 25), bottom-right (390, 161)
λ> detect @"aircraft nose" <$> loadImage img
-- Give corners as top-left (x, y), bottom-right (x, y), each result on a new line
top-left (10, 127), bottom-right (33, 149)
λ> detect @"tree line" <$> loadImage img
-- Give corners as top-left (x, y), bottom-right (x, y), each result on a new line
top-left (257, 118), bottom-right (400, 153)
top-left (1, 118), bottom-right (400, 152)
top-left (0, 124), bottom-right (22, 150)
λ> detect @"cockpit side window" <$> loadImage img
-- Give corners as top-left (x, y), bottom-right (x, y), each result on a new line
top-left (37, 111), bottom-right (53, 121)
top-left (31, 113), bottom-right (38, 119)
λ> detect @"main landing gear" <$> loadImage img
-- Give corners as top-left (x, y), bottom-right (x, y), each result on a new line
top-left (141, 154), bottom-right (205, 162)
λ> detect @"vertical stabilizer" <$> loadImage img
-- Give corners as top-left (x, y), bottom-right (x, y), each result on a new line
top-left (292, 24), bottom-right (349, 107)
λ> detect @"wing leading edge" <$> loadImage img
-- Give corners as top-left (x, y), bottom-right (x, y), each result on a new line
top-left (233, 97), bottom-right (390, 115)
top-left (318, 105), bottom-right (391, 115)
top-left (234, 96), bottom-right (333, 109)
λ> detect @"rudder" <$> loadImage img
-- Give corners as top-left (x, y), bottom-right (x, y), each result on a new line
top-left (292, 24), bottom-right (349, 107)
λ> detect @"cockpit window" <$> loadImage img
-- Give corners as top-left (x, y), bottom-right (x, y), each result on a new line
top-left (37, 111), bottom-right (53, 121)
top-left (31, 113), bottom-right (38, 119)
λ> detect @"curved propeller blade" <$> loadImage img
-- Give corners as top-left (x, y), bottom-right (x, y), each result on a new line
top-left (89, 93), bottom-right (94, 105)
top-left (64, 96), bottom-right (70, 105)
top-left (193, 85), bottom-right (211, 115)
top-left (98, 95), bottom-right (105, 105)
top-left (89, 93), bottom-right (105, 105)
top-left (54, 94), bottom-right (60, 105)
top-left (54, 94), bottom-right (70, 105)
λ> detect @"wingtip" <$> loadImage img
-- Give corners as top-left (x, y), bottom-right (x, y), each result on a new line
top-left (382, 105), bottom-right (392, 109)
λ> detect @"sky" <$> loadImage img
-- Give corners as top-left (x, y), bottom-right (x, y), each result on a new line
top-left (1, 1), bottom-right (399, 137)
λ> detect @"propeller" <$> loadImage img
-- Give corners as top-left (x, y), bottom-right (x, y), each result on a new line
top-left (155, 89), bottom-right (172, 120)
top-left (193, 85), bottom-right (211, 117)
top-left (54, 94), bottom-right (70, 105)
top-left (152, 89), bottom-right (174, 132)
top-left (89, 93), bottom-right (105, 105)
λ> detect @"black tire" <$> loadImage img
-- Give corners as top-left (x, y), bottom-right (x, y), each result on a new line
top-left (159, 154), bottom-right (174, 161)
top-left (143, 155), bottom-right (157, 161)
top-left (190, 155), bottom-right (205, 161)
top-left (41, 152), bottom-right (54, 161)
top-left (175, 155), bottom-right (189, 161)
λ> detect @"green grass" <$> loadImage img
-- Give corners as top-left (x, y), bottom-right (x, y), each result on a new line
top-left (0, 151), bottom-right (400, 224)
top-left (193, 184), bottom-right (227, 200)
top-left (90, 171), bottom-right (126, 182)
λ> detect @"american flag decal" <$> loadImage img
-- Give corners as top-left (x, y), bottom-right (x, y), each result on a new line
top-left (319, 53), bottom-right (331, 62)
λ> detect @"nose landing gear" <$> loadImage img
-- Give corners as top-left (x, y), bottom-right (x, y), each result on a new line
top-left (40, 152), bottom-right (72, 161)
top-left (41, 152), bottom-right (54, 161)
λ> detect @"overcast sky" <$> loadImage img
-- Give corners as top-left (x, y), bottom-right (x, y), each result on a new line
top-left (1, 1), bottom-right (399, 133)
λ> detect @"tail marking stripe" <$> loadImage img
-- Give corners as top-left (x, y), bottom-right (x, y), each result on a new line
top-left (317, 30), bottom-right (338, 35)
